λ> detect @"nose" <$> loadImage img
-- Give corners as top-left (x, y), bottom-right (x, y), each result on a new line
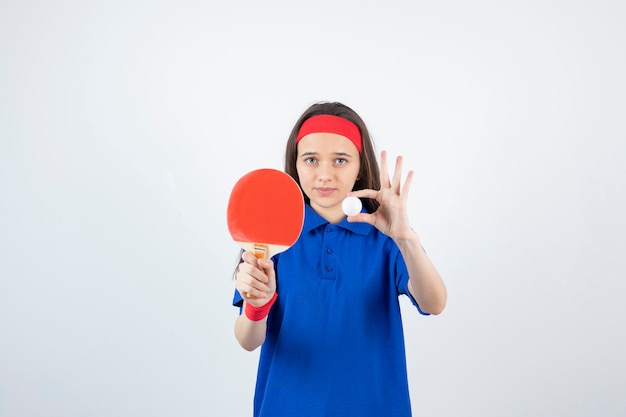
top-left (317, 161), bottom-right (334, 182)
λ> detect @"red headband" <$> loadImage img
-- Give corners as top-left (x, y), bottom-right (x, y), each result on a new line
top-left (296, 114), bottom-right (362, 153)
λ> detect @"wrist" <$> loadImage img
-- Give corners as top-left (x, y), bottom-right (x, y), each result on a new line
top-left (393, 228), bottom-right (420, 245)
top-left (244, 292), bottom-right (278, 321)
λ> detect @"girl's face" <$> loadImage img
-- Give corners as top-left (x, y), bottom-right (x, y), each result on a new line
top-left (296, 132), bottom-right (360, 223)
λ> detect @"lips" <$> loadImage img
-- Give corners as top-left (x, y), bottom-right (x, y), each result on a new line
top-left (315, 187), bottom-right (336, 196)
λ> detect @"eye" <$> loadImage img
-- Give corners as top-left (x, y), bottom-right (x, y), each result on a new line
top-left (335, 158), bottom-right (347, 165)
top-left (305, 157), bottom-right (317, 165)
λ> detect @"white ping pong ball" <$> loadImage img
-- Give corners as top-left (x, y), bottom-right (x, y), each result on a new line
top-left (342, 196), bottom-right (362, 216)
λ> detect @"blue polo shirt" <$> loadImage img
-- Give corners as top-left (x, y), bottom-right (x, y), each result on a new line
top-left (233, 204), bottom-right (427, 417)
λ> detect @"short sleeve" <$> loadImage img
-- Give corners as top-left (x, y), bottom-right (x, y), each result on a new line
top-left (232, 289), bottom-right (243, 309)
top-left (393, 248), bottom-right (430, 316)
top-left (232, 249), bottom-right (244, 311)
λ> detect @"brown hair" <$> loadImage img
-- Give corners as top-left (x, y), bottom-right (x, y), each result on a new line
top-left (284, 102), bottom-right (380, 213)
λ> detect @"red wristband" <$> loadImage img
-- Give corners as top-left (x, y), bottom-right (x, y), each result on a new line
top-left (244, 292), bottom-right (278, 321)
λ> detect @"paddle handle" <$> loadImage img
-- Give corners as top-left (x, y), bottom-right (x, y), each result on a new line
top-left (245, 244), bottom-right (270, 299)
top-left (252, 244), bottom-right (269, 260)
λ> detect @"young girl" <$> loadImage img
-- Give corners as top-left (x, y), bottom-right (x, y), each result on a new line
top-left (232, 102), bottom-right (447, 417)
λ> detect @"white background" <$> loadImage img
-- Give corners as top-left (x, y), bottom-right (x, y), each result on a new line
top-left (1, 1), bottom-right (625, 416)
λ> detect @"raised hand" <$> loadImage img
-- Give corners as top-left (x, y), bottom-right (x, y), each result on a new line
top-left (348, 151), bottom-right (415, 241)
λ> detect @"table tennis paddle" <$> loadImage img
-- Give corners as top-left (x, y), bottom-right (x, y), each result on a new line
top-left (227, 168), bottom-right (305, 296)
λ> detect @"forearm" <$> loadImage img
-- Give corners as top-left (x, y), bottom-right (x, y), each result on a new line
top-left (395, 231), bottom-right (447, 315)
top-left (234, 306), bottom-right (267, 351)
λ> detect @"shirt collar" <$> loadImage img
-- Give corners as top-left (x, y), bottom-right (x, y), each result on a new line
top-left (303, 204), bottom-right (371, 236)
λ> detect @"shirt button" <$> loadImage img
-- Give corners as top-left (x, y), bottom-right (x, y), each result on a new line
top-left (326, 227), bottom-right (332, 232)
top-left (326, 266), bottom-right (332, 272)
top-left (327, 249), bottom-right (333, 254)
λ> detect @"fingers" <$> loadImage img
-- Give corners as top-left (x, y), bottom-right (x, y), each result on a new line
top-left (346, 212), bottom-right (375, 226)
top-left (236, 275), bottom-right (271, 301)
top-left (241, 250), bottom-right (268, 269)
top-left (348, 188), bottom-right (378, 199)
top-left (379, 150), bottom-right (412, 196)
top-left (236, 251), bottom-right (274, 300)
top-left (401, 169), bottom-right (414, 199)
top-left (392, 155), bottom-right (403, 195)
top-left (380, 150), bottom-right (391, 188)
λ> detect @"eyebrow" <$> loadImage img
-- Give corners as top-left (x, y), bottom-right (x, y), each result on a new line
top-left (299, 151), bottom-right (354, 158)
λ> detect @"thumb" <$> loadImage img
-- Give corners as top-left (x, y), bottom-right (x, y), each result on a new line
top-left (257, 258), bottom-right (275, 275)
top-left (348, 212), bottom-right (375, 225)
